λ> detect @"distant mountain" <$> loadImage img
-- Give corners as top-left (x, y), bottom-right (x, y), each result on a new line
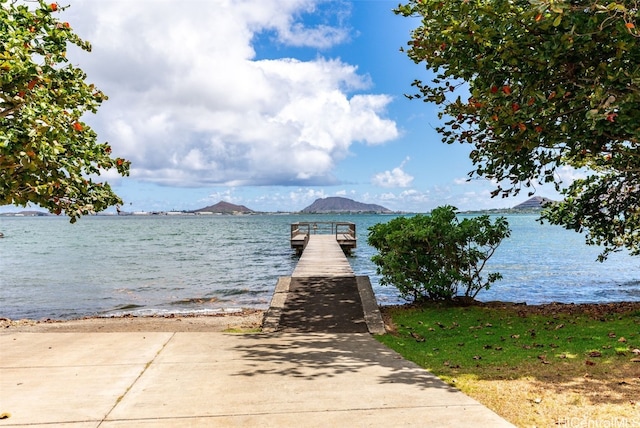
top-left (193, 201), bottom-right (254, 214)
top-left (300, 197), bottom-right (391, 213)
top-left (512, 196), bottom-right (554, 210)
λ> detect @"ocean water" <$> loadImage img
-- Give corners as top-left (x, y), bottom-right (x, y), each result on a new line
top-left (0, 213), bottom-right (638, 320)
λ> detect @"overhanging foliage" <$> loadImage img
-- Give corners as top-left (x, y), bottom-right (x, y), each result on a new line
top-left (1, 1), bottom-right (130, 222)
top-left (396, 0), bottom-right (640, 259)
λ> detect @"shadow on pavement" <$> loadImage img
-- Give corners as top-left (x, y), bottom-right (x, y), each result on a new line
top-left (230, 332), bottom-right (460, 392)
top-left (277, 277), bottom-right (368, 333)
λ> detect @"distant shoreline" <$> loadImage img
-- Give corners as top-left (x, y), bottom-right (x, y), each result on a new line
top-left (0, 209), bottom-right (544, 217)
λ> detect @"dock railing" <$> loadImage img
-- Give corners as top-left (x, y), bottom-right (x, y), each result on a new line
top-left (290, 221), bottom-right (356, 255)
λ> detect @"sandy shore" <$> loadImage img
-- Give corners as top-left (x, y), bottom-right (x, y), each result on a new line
top-left (0, 309), bottom-right (265, 333)
top-left (3, 301), bottom-right (640, 334)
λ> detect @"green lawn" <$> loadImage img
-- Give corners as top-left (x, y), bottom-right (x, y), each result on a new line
top-left (377, 304), bottom-right (640, 379)
top-left (376, 304), bottom-right (640, 426)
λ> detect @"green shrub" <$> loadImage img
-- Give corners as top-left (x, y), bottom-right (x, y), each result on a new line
top-left (367, 206), bottom-right (510, 302)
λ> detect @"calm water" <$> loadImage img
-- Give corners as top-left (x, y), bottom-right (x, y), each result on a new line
top-left (0, 213), bottom-right (639, 320)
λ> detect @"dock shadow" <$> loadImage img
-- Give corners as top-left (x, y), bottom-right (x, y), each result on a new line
top-left (277, 277), bottom-right (368, 333)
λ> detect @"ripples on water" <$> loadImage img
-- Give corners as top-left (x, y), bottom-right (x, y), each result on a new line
top-left (0, 213), bottom-right (638, 320)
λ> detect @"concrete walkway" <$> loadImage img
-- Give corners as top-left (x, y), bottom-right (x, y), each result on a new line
top-left (0, 331), bottom-right (515, 427)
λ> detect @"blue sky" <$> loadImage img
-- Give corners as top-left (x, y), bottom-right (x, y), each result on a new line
top-left (9, 0), bottom-right (570, 213)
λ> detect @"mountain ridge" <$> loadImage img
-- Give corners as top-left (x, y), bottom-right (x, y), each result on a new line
top-left (300, 197), bottom-right (391, 213)
top-left (193, 201), bottom-right (254, 214)
top-left (512, 196), bottom-right (555, 210)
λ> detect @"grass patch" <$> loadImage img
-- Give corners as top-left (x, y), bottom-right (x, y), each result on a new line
top-left (377, 303), bottom-right (640, 427)
top-left (223, 327), bottom-right (262, 333)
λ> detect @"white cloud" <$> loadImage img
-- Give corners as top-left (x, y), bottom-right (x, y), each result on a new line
top-left (202, 189), bottom-right (241, 206)
top-left (372, 157), bottom-right (414, 188)
top-left (63, 0), bottom-right (398, 188)
top-left (555, 165), bottom-right (588, 185)
top-left (288, 188), bottom-right (327, 206)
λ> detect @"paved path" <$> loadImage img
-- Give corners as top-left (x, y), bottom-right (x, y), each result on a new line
top-left (0, 331), bottom-right (515, 427)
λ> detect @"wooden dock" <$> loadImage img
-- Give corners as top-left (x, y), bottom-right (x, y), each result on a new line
top-left (290, 221), bottom-right (356, 256)
top-left (292, 235), bottom-right (354, 277)
top-left (263, 223), bottom-right (384, 334)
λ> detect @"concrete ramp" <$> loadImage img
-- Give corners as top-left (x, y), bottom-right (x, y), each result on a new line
top-left (0, 331), bottom-right (516, 427)
top-left (273, 276), bottom-right (367, 333)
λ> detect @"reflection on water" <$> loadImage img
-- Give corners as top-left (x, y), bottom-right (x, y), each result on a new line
top-left (0, 213), bottom-right (638, 320)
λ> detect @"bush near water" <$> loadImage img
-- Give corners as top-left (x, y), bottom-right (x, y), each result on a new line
top-left (368, 206), bottom-right (511, 302)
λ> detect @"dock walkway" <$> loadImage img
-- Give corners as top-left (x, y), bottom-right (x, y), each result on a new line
top-left (265, 230), bottom-right (385, 334)
top-left (292, 235), bottom-right (354, 277)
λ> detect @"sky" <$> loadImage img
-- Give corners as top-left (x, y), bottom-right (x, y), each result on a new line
top-left (10, 0), bottom-right (571, 213)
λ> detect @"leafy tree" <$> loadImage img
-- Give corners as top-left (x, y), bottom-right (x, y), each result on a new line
top-left (395, 0), bottom-right (640, 260)
top-left (1, 0), bottom-right (130, 222)
top-left (367, 206), bottom-right (510, 303)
